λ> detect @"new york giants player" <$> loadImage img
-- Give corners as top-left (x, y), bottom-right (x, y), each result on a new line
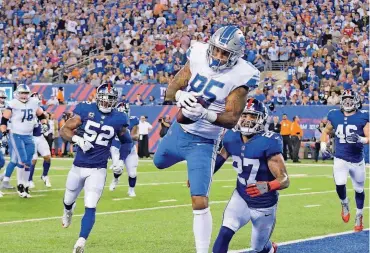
top-left (109, 102), bottom-right (139, 197)
top-left (28, 92), bottom-right (52, 188)
top-left (0, 84), bottom-right (47, 198)
top-left (320, 90), bottom-right (369, 232)
top-left (153, 25), bottom-right (260, 253)
top-left (212, 99), bottom-right (289, 253)
top-left (60, 83), bottom-right (132, 253)
top-left (0, 90), bottom-right (7, 196)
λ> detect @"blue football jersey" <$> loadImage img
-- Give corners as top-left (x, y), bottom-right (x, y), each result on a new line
top-left (223, 130), bottom-right (283, 208)
top-left (73, 102), bottom-right (129, 168)
top-left (112, 116), bottom-right (139, 152)
top-left (33, 122), bottom-right (42, 137)
top-left (327, 109), bottom-right (369, 163)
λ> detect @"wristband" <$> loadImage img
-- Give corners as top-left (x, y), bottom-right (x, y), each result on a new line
top-left (268, 180), bottom-right (281, 191)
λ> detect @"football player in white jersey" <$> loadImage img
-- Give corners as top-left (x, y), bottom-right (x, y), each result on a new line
top-left (153, 25), bottom-right (260, 253)
top-left (0, 84), bottom-right (48, 198)
top-left (0, 90), bottom-right (8, 197)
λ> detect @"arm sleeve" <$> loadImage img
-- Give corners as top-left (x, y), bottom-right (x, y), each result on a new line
top-left (266, 135), bottom-right (283, 158)
top-left (73, 103), bottom-right (84, 117)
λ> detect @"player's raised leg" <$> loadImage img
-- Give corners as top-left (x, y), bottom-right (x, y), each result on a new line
top-left (349, 160), bottom-right (366, 232)
top-left (125, 146), bottom-right (139, 197)
top-left (73, 167), bottom-right (107, 253)
top-left (62, 165), bottom-right (85, 228)
top-left (186, 137), bottom-right (218, 253)
top-left (250, 205), bottom-right (278, 253)
top-left (213, 190), bottom-right (251, 253)
top-left (333, 157), bottom-right (351, 223)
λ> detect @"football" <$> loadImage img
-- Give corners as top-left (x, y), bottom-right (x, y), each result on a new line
top-left (176, 97), bottom-right (210, 124)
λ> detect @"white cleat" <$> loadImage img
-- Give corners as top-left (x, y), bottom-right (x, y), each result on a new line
top-left (17, 184), bottom-right (28, 198)
top-left (73, 237), bottom-right (86, 253)
top-left (109, 178), bottom-right (119, 191)
top-left (41, 176), bottom-right (52, 188)
top-left (128, 188), bottom-right (136, 197)
top-left (24, 187), bottom-right (32, 198)
top-left (0, 191), bottom-right (3, 197)
top-left (29, 181), bottom-right (35, 189)
top-left (0, 173), bottom-right (4, 182)
top-left (62, 203), bottom-right (76, 228)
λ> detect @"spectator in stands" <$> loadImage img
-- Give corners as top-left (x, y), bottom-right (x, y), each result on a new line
top-left (268, 116), bottom-right (281, 134)
top-left (46, 95), bottom-right (59, 106)
top-left (280, 114), bottom-right (293, 161)
top-left (67, 94), bottom-right (76, 105)
top-left (57, 87), bottom-right (64, 104)
top-left (134, 94), bottom-right (144, 106)
top-left (291, 116), bottom-right (303, 163)
top-left (274, 85), bottom-right (287, 105)
top-left (159, 115), bottom-right (171, 140)
top-left (138, 116), bottom-right (152, 158)
top-left (146, 96), bottom-right (157, 106)
top-left (327, 91), bottom-right (341, 105)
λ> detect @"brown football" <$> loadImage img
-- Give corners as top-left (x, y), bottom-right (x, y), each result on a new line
top-left (176, 97), bottom-right (210, 124)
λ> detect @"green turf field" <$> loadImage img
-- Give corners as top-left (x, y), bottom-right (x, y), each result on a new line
top-left (0, 158), bottom-right (368, 253)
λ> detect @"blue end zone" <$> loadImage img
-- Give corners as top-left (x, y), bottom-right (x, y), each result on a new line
top-left (276, 230), bottom-right (369, 253)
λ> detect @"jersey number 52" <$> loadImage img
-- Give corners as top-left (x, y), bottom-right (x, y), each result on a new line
top-left (84, 120), bottom-right (115, 146)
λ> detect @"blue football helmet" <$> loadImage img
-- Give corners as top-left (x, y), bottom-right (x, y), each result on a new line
top-left (15, 84), bottom-right (31, 103)
top-left (116, 101), bottom-right (130, 117)
top-left (207, 25), bottom-right (245, 72)
top-left (235, 98), bottom-right (268, 136)
top-left (96, 82), bottom-right (118, 113)
top-left (340, 89), bottom-right (360, 112)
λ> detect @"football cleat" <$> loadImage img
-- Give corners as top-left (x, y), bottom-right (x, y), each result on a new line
top-left (0, 173), bottom-right (4, 181)
top-left (109, 178), bottom-right (119, 191)
top-left (24, 187), bottom-right (31, 198)
top-left (17, 184), bottom-right (27, 198)
top-left (354, 214), bottom-right (363, 232)
top-left (73, 237), bottom-right (86, 253)
top-left (62, 203), bottom-right (76, 228)
top-left (128, 188), bottom-right (136, 197)
top-left (341, 201), bottom-right (350, 223)
top-left (41, 176), bottom-right (52, 188)
top-left (1, 181), bottom-right (15, 189)
top-left (29, 181), bottom-right (35, 189)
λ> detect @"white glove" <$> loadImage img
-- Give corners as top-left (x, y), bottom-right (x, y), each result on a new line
top-left (183, 103), bottom-right (218, 123)
top-left (72, 135), bottom-right (94, 153)
top-left (320, 142), bottom-right (327, 153)
top-left (41, 124), bottom-right (49, 133)
top-left (175, 90), bottom-right (198, 108)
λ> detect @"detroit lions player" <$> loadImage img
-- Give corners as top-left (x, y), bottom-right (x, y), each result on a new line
top-left (60, 83), bottom-right (132, 253)
top-left (28, 92), bottom-right (52, 188)
top-left (320, 90), bottom-right (369, 232)
top-left (212, 98), bottom-right (289, 253)
top-left (109, 102), bottom-right (139, 197)
top-left (0, 85), bottom-right (47, 198)
top-left (153, 25), bottom-right (260, 253)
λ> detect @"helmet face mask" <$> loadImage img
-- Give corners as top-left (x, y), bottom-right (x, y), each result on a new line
top-left (235, 99), bottom-right (268, 136)
top-left (96, 83), bottom-right (118, 113)
top-left (340, 90), bottom-right (360, 112)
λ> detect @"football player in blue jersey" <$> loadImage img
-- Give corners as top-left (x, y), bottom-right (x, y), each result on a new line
top-left (60, 83), bottom-right (132, 253)
top-left (154, 25), bottom-right (260, 253)
top-left (109, 102), bottom-right (140, 197)
top-left (212, 98), bottom-right (289, 253)
top-left (320, 90), bottom-right (369, 232)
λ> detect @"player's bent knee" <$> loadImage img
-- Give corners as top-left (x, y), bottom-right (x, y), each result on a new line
top-left (153, 155), bottom-right (169, 170)
top-left (127, 169), bottom-right (137, 178)
top-left (44, 155), bottom-right (51, 162)
top-left (354, 187), bottom-right (364, 194)
top-left (191, 196), bottom-right (209, 210)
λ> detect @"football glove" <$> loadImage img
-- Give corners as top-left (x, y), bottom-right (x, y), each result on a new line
top-left (246, 180), bottom-right (281, 198)
top-left (346, 134), bottom-right (368, 144)
top-left (72, 135), bottom-right (94, 153)
top-left (41, 123), bottom-right (49, 133)
top-left (182, 103), bottom-right (217, 123)
top-left (175, 90), bottom-right (199, 108)
top-left (320, 142), bottom-right (327, 153)
top-left (0, 132), bottom-right (7, 147)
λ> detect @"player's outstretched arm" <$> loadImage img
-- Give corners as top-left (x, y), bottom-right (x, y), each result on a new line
top-left (320, 121), bottom-right (333, 152)
top-left (130, 125), bottom-right (139, 141)
top-left (213, 147), bottom-right (229, 174)
top-left (213, 87), bottom-right (248, 129)
top-left (117, 126), bottom-right (132, 144)
top-left (60, 115), bottom-right (82, 142)
top-left (164, 61), bottom-right (191, 102)
top-left (0, 109), bottom-right (11, 133)
top-left (267, 153), bottom-right (290, 190)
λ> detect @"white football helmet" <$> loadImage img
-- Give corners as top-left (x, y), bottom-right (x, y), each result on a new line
top-left (15, 84), bottom-right (31, 103)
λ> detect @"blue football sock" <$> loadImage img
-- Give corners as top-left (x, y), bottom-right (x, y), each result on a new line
top-left (355, 191), bottom-right (365, 210)
top-left (113, 173), bottom-right (121, 179)
top-left (0, 154), bottom-right (4, 169)
top-left (336, 184), bottom-right (347, 200)
top-left (42, 161), bottom-right (51, 177)
top-left (128, 176), bottom-right (137, 188)
top-left (79, 208), bottom-right (96, 239)
top-left (29, 164), bottom-right (36, 181)
top-left (5, 162), bottom-right (17, 178)
top-left (213, 226), bottom-right (235, 253)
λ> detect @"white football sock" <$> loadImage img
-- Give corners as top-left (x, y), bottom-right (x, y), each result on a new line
top-left (3, 176), bottom-right (10, 182)
top-left (17, 167), bottom-right (24, 186)
top-left (356, 208), bottom-right (363, 216)
top-left (23, 169), bottom-right (30, 187)
top-left (193, 207), bottom-right (212, 253)
top-left (341, 197), bottom-right (349, 204)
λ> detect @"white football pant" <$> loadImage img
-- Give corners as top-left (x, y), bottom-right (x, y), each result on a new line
top-left (32, 136), bottom-right (51, 160)
top-left (222, 190), bottom-right (277, 252)
top-left (64, 165), bottom-right (107, 208)
top-left (333, 157), bottom-right (365, 193)
top-left (110, 146), bottom-right (138, 178)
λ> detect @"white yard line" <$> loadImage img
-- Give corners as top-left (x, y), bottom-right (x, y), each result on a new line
top-left (228, 228), bottom-right (370, 253)
top-left (299, 188), bottom-right (312, 191)
top-left (158, 199), bottom-right (177, 203)
top-left (113, 198), bottom-right (132, 201)
top-left (0, 188), bottom-right (368, 226)
top-left (304, 204), bottom-right (321, 208)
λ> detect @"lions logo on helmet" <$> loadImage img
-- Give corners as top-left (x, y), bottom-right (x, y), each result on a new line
top-left (116, 101), bottom-right (130, 116)
top-left (235, 98), bottom-right (268, 136)
top-left (340, 90), bottom-right (360, 112)
top-left (96, 82), bottom-right (118, 113)
top-left (207, 25), bottom-right (245, 72)
top-left (0, 90), bottom-right (7, 106)
top-left (15, 84), bottom-right (31, 103)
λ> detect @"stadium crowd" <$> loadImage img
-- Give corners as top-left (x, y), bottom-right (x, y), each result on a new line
top-left (0, 0), bottom-right (369, 106)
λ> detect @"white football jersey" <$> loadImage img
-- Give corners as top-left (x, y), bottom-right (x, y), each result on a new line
top-left (8, 98), bottom-right (40, 135)
top-left (182, 42), bottom-right (260, 140)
